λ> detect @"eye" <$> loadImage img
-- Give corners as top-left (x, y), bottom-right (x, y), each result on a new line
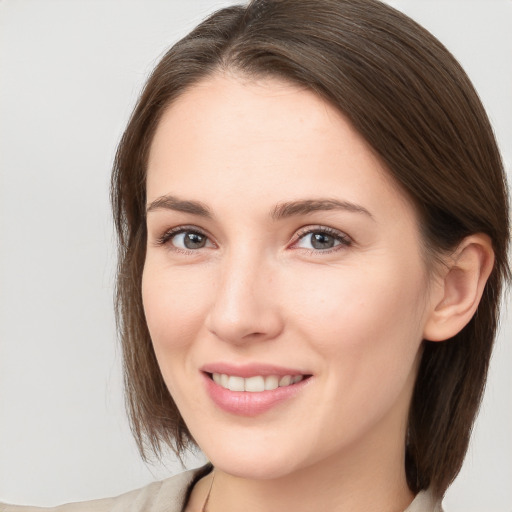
top-left (294, 227), bottom-right (351, 251)
top-left (156, 227), bottom-right (214, 251)
top-left (173, 231), bottom-right (208, 249)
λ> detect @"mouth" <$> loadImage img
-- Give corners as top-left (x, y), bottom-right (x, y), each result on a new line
top-left (208, 372), bottom-right (307, 392)
top-left (201, 365), bottom-right (312, 416)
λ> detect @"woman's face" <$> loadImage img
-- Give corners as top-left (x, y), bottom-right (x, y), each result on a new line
top-left (143, 74), bottom-right (436, 479)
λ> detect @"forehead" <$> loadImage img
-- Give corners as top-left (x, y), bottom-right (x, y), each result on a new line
top-left (146, 73), bottom-right (413, 221)
top-left (149, 73), bottom-right (365, 166)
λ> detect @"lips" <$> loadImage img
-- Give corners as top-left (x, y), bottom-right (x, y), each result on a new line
top-left (201, 363), bottom-right (312, 416)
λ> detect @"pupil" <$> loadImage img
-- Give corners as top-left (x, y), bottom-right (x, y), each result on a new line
top-left (184, 232), bottom-right (206, 249)
top-left (311, 232), bottom-right (334, 249)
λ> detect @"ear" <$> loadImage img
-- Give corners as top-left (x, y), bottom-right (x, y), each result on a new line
top-left (423, 234), bottom-right (495, 342)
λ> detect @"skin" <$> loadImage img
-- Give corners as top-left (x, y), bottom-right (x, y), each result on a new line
top-left (142, 73), bottom-right (487, 511)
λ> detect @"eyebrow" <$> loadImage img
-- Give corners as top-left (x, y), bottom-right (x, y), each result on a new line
top-left (146, 195), bottom-right (212, 218)
top-left (146, 195), bottom-right (373, 221)
top-left (271, 199), bottom-right (373, 221)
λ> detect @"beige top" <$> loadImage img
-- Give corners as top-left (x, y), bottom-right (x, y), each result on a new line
top-left (0, 465), bottom-right (443, 512)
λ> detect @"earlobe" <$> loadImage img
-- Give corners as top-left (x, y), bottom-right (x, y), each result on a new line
top-left (423, 234), bottom-right (495, 342)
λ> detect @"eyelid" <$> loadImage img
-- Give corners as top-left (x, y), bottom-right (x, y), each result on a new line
top-left (294, 225), bottom-right (351, 240)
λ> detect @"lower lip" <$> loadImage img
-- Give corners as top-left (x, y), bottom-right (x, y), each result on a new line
top-left (202, 373), bottom-right (310, 417)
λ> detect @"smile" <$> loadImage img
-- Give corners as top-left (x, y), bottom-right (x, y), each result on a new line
top-left (211, 373), bottom-right (305, 392)
top-left (202, 366), bottom-right (312, 416)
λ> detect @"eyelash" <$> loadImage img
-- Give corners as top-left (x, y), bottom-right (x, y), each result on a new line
top-left (154, 225), bottom-right (352, 255)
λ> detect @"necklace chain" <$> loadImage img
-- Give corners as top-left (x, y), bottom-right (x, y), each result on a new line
top-left (201, 469), bottom-right (215, 512)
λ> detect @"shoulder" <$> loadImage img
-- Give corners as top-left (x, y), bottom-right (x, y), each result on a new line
top-left (405, 489), bottom-right (444, 512)
top-left (0, 465), bottom-right (209, 512)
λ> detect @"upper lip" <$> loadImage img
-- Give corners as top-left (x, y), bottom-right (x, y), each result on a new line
top-left (200, 362), bottom-right (310, 378)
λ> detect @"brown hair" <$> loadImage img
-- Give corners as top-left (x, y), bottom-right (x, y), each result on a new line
top-left (111, 0), bottom-right (510, 498)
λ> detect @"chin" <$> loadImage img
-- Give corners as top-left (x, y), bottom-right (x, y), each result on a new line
top-left (197, 430), bottom-right (316, 481)
top-left (209, 453), bottom-right (300, 481)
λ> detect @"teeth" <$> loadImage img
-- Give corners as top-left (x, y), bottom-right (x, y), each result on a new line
top-left (227, 375), bottom-right (245, 391)
top-left (245, 376), bottom-right (265, 392)
top-left (279, 375), bottom-right (291, 387)
top-left (265, 375), bottom-right (279, 390)
top-left (211, 373), bottom-right (304, 392)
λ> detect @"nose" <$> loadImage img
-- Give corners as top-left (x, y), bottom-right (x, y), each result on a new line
top-left (204, 251), bottom-right (284, 345)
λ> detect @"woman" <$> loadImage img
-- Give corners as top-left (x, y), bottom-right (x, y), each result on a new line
top-left (2, 0), bottom-right (509, 511)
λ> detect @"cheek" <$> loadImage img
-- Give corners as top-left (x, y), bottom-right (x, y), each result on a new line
top-left (284, 257), bottom-right (427, 375)
top-left (141, 261), bottom-right (211, 352)
top-left (141, 261), bottom-right (214, 408)
top-left (285, 260), bottom-right (427, 438)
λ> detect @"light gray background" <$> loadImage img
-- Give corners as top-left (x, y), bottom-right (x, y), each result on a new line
top-left (0, 1), bottom-right (510, 510)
